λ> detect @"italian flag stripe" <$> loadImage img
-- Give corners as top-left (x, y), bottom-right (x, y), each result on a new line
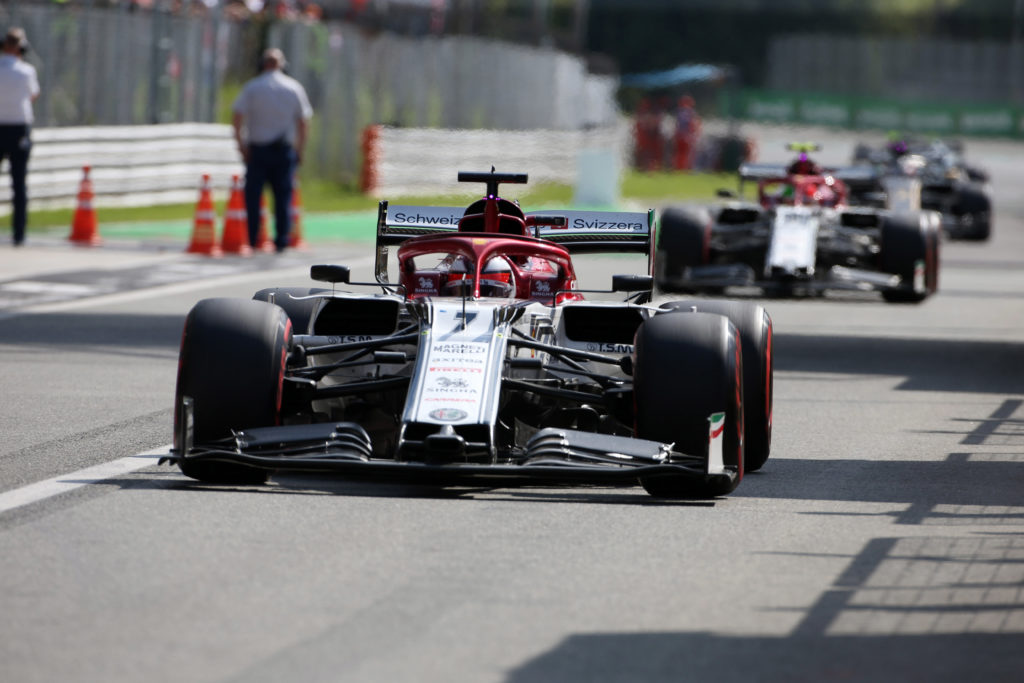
top-left (709, 412), bottom-right (725, 439)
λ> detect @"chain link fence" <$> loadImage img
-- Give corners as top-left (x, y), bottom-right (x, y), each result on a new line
top-left (1, 4), bottom-right (231, 126)
top-left (766, 34), bottom-right (1022, 105)
top-left (268, 20), bottom-right (619, 184)
top-left (1, 5), bottom-right (619, 188)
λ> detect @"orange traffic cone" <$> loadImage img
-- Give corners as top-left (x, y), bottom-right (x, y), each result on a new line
top-left (256, 193), bottom-right (275, 252)
top-left (186, 174), bottom-right (223, 257)
top-left (288, 176), bottom-right (308, 249)
top-left (69, 166), bottom-right (101, 246)
top-left (220, 175), bottom-right (252, 256)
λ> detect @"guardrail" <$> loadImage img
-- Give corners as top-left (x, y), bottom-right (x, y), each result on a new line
top-left (0, 124), bottom-right (243, 214)
top-left (1, 122), bottom-right (630, 218)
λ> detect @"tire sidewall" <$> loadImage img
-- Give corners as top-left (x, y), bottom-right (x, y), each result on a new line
top-left (660, 299), bottom-right (772, 471)
top-left (634, 311), bottom-right (744, 497)
top-left (174, 298), bottom-right (292, 482)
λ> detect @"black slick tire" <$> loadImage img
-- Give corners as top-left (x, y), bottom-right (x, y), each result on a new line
top-left (660, 299), bottom-right (772, 471)
top-left (174, 298), bottom-right (292, 483)
top-left (880, 212), bottom-right (936, 303)
top-left (634, 311), bottom-right (744, 498)
top-left (655, 206), bottom-right (711, 292)
top-left (953, 186), bottom-right (991, 241)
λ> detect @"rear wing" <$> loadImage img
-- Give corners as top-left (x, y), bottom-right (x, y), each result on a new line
top-left (738, 162), bottom-right (880, 192)
top-left (738, 163), bottom-right (788, 181)
top-left (374, 201), bottom-right (654, 283)
top-left (375, 204), bottom-right (465, 245)
top-left (523, 209), bottom-right (652, 254)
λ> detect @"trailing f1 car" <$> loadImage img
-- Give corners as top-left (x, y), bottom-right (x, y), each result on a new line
top-left (168, 171), bottom-right (774, 499)
top-left (656, 144), bottom-right (941, 303)
top-left (849, 137), bottom-right (992, 240)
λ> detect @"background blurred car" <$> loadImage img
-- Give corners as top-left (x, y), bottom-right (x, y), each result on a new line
top-left (850, 137), bottom-right (992, 241)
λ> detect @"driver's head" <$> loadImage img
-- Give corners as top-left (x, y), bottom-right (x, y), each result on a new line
top-left (478, 256), bottom-right (514, 296)
top-left (482, 256), bottom-right (511, 275)
top-left (788, 154), bottom-right (818, 175)
top-left (440, 255), bottom-right (515, 298)
top-left (887, 140), bottom-right (908, 157)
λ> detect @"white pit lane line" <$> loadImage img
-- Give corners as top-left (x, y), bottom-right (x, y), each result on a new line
top-left (0, 446), bottom-right (170, 515)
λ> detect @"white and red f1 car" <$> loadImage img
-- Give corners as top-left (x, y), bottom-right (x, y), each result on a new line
top-left (657, 144), bottom-right (941, 303)
top-left (168, 171), bottom-right (773, 498)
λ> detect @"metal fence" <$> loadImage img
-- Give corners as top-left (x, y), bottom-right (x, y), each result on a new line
top-left (1, 4), bottom-right (230, 126)
top-left (267, 21), bottom-right (619, 183)
top-left (766, 34), bottom-right (1022, 105)
top-left (0, 5), bottom-right (619, 187)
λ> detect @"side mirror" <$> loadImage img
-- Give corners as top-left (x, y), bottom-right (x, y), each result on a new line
top-left (310, 264), bottom-right (350, 284)
top-left (716, 188), bottom-right (737, 199)
top-left (612, 274), bottom-right (653, 292)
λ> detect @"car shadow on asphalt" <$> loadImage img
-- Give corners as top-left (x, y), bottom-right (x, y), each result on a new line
top-left (167, 474), bottom-right (720, 507)
top-left (86, 466), bottom-right (721, 506)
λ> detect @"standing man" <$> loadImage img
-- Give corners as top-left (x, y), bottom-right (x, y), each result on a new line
top-left (232, 47), bottom-right (312, 253)
top-left (673, 95), bottom-right (701, 171)
top-left (0, 28), bottom-right (39, 247)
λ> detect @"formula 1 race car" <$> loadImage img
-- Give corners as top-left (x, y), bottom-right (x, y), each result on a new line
top-left (655, 144), bottom-right (941, 303)
top-left (167, 171), bottom-right (773, 499)
top-left (849, 137), bottom-right (992, 240)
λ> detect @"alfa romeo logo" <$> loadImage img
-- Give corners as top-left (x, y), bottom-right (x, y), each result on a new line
top-left (429, 408), bottom-right (468, 422)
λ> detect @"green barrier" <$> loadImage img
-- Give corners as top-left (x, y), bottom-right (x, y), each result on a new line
top-left (738, 89), bottom-right (1022, 138)
top-left (959, 106), bottom-right (1016, 136)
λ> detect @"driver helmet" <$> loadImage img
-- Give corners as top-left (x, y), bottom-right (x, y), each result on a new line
top-left (886, 131), bottom-right (909, 158)
top-left (788, 153), bottom-right (819, 176)
top-left (441, 256), bottom-right (515, 298)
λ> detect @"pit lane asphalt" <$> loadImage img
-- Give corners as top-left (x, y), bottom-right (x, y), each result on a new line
top-left (1, 172), bottom-right (1023, 682)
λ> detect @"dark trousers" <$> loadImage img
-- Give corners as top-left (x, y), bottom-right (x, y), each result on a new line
top-left (0, 124), bottom-right (31, 245)
top-left (244, 141), bottom-right (296, 251)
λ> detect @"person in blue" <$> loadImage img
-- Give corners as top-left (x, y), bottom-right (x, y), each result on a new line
top-left (0, 28), bottom-right (40, 247)
top-left (232, 48), bottom-right (312, 253)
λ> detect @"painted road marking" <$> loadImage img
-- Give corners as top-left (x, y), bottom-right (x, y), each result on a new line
top-left (1, 281), bottom-right (104, 296)
top-left (0, 254), bottom-right (376, 320)
top-left (0, 446), bottom-right (170, 515)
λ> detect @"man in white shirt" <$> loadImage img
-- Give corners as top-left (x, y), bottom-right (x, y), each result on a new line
top-left (0, 27), bottom-right (39, 247)
top-left (232, 48), bottom-right (312, 253)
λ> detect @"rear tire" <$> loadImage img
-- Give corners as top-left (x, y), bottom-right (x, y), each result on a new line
top-left (655, 207), bottom-right (711, 292)
top-left (253, 287), bottom-right (329, 334)
top-left (660, 300), bottom-right (772, 471)
top-left (880, 212), bottom-right (937, 303)
top-left (634, 312), bottom-right (744, 498)
top-left (174, 298), bottom-right (292, 483)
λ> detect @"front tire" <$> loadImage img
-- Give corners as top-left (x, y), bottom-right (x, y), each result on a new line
top-left (634, 312), bottom-right (744, 498)
top-left (952, 186), bottom-right (991, 241)
top-left (660, 300), bottom-right (773, 471)
top-left (880, 212), bottom-right (938, 303)
top-left (174, 298), bottom-right (292, 483)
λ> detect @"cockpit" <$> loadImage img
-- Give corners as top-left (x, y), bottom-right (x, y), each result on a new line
top-left (396, 234), bottom-right (578, 302)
